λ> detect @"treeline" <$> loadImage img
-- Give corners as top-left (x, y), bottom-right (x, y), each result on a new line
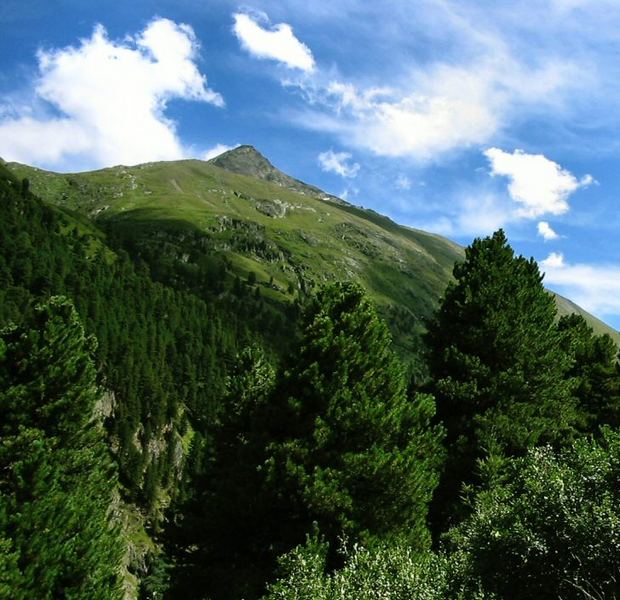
top-left (2, 160), bottom-right (620, 599)
top-left (0, 163), bottom-right (233, 510)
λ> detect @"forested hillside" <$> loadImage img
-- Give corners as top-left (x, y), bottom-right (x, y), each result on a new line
top-left (0, 159), bottom-right (286, 595)
top-left (2, 152), bottom-right (620, 599)
top-left (6, 147), bottom-right (466, 375)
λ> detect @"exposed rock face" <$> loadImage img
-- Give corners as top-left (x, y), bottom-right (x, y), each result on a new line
top-left (255, 199), bottom-right (287, 218)
top-left (209, 145), bottom-right (329, 199)
top-left (93, 389), bottom-right (117, 420)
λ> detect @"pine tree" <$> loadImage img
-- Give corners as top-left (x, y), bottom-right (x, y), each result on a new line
top-left (166, 346), bottom-right (278, 600)
top-left (558, 313), bottom-right (620, 430)
top-left (0, 297), bottom-right (124, 599)
top-left (425, 230), bottom-right (578, 526)
top-left (267, 282), bottom-right (444, 552)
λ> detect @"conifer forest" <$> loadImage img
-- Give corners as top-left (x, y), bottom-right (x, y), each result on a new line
top-left (2, 147), bottom-right (620, 600)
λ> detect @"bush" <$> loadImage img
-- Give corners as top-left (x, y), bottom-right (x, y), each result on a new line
top-left (448, 429), bottom-right (620, 599)
top-left (264, 535), bottom-right (491, 600)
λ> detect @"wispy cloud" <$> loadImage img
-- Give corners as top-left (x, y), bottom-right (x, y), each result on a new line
top-left (233, 12), bottom-right (315, 71)
top-left (395, 174), bottom-right (412, 190)
top-left (277, 1), bottom-right (584, 162)
top-left (318, 149), bottom-right (359, 178)
top-left (484, 148), bottom-right (592, 218)
top-left (538, 221), bottom-right (560, 240)
top-left (416, 191), bottom-right (513, 238)
top-left (203, 143), bottom-right (238, 160)
top-left (0, 18), bottom-right (222, 170)
top-left (340, 186), bottom-right (359, 201)
top-left (541, 252), bottom-right (620, 319)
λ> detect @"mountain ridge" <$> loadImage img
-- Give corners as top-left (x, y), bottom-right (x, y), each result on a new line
top-left (4, 151), bottom-right (618, 347)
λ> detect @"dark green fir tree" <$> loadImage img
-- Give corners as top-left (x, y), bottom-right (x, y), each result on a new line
top-left (425, 230), bottom-right (578, 527)
top-left (267, 282), bottom-right (444, 552)
top-left (0, 297), bottom-right (124, 599)
top-left (558, 313), bottom-right (620, 430)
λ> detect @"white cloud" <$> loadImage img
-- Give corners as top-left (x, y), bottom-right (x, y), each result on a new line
top-left (396, 174), bottom-right (412, 190)
top-left (537, 221), bottom-right (560, 240)
top-left (541, 251), bottom-right (566, 268)
top-left (203, 143), bottom-right (238, 160)
top-left (286, 30), bottom-right (579, 161)
top-left (318, 149), bottom-right (360, 178)
top-left (417, 192), bottom-right (512, 237)
top-left (233, 12), bottom-right (315, 72)
top-left (541, 253), bottom-right (620, 318)
top-left (484, 148), bottom-right (592, 218)
top-left (0, 18), bottom-right (223, 170)
top-left (302, 73), bottom-right (499, 160)
top-left (424, 149), bottom-right (591, 238)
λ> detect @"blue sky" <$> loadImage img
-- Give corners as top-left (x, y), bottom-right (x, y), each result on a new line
top-left (1, 0), bottom-right (620, 329)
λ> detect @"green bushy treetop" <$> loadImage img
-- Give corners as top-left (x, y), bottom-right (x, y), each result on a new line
top-left (265, 431), bottom-right (620, 600)
top-left (263, 534), bottom-right (491, 600)
top-left (448, 429), bottom-right (620, 599)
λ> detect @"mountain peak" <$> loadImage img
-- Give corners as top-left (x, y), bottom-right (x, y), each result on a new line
top-left (208, 144), bottom-right (331, 199)
top-left (208, 145), bottom-right (277, 179)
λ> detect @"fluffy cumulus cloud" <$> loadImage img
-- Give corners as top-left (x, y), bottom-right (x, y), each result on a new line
top-left (541, 251), bottom-right (566, 268)
top-left (484, 148), bottom-right (592, 218)
top-left (202, 143), bottom-right (238, 160)
top-left (537, 221), bottom-right (560, 240)
top-left (233, 12), bottom-right (315, 71)
top-left (425, 148), bottom-right (591, 237)
top-left (541, 252), bottom-right (620, 317)
top-left (0, 18), bottom-right (223, 169)
top-left (318, 149), bottom-right (360, 178)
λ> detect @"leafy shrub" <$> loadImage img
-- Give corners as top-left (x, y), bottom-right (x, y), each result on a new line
top-left (448, 429), bottom-right (620, 599)
top-left (264, 536), bottom-right (491, 600)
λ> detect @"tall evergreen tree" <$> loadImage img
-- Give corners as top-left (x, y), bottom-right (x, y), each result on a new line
top-left (425, 230), bottom-right (578, 526)
top-left (165, 346), bottom-right (279, 600)
top-left (558, 313), bottom-right (620, 430)
top-left (0, 297), bottom-right (124, 599)
top-left (267, 282), bottom-right (444, 552)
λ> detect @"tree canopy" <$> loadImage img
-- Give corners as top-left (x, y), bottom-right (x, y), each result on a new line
top-left (0, 297), bottom-right (124, 599)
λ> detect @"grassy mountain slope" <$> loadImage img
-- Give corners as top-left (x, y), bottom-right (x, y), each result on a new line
top-left (7, 147), bottom-right (618, 348)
